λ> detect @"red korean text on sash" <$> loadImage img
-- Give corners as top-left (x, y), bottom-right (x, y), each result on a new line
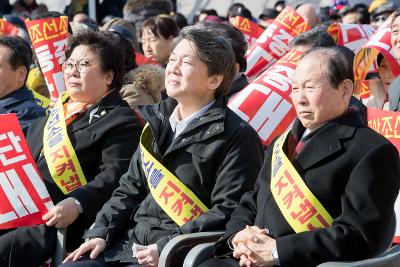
top-left (229, 50), bottom-right (303, 145)
top-left (353, 14), bottom-right (400, 95)
top-left (245, 6), bottom-right (310, 82)
top-left (0, 19), bottom-right (19, 36)
top-left (367, 108), bottom-right (400, 243)
top-left (0, 114), bottom-right (53, 229)
top-left (232, 16), bottom-right (265, 48)
top-left (25, 17), bottom-right (69, 100)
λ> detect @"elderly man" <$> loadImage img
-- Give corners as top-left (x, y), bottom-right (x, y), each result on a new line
top-left (204, 47), bottom-right (400, 267)
top-left (0, 36), bottom-right (45, 134)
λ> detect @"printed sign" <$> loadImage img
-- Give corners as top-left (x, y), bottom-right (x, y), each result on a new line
top-left (232, 16), bottom-right (265, 48)
top-left (0, 114), bottom-right (52, 229)
top-left (25, 17), bottom-right (69, 100)
top-left (245, 7), bottom-right (310, 81)
top-left (229, 50), bottom-right (303, 145)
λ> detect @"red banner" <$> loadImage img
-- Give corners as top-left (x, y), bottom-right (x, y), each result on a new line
top-left (328, 23), bottom-right (375, 53)
top-left (245, 7), bottom-right (310, 82)
top-left (229, 50), bottom-right (303, 145)
top-left (354, 14), bottom-right (400, 94)
top-left (0, 19), bottom-right (19, 36)
top-left (367, 108), bottom-right (400, 243)
top-left (232, 16), bottom-right (264, 48)
top-left (25, 17), bottom-right (69, 100)
top-left (135, 52), bottom-right (160, 66)
top-left (0, 114), bottom-right (53, 229)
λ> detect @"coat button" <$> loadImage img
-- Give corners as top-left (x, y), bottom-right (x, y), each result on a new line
top-left (206, 131), bottom-right (210, 135)
top-left (181, 138), bottom-right (186, 143)
top-left (100, 110), bottom-right (107, 116)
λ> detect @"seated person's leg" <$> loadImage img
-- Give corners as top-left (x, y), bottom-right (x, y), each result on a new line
top-left (0, 224), bottom-right (57, 266)
top-left (59, 255), bottom-right (141, 267)
top-left (199, 258), bottom-right (240, 267)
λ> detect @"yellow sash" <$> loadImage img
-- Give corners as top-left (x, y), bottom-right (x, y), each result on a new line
top-left (270, 131), bottom-right (333, 233)
top-left (140, 124), bottom-right (208, 226)
top-left (43, 92), bottom-right (87, 194)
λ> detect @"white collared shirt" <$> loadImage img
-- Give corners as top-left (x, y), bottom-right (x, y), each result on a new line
top-left (169, 100), bottom-right (215, 140)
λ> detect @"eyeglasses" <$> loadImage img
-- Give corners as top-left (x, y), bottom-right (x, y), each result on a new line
top-left (62, 59), bottom-right (95, 74)
top-left (373, 15), bottom-right (389, 22)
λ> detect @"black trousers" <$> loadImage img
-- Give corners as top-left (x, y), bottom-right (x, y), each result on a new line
top-left (0, 224), bottom-right (57, 267)
top-left (59, 255), bottom-right (141, 267)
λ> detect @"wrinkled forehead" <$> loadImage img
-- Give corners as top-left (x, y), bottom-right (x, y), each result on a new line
top-left (392, 15), bottom-right (400, 30)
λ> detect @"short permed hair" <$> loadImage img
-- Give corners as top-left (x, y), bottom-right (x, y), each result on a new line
top-left (171, 24), bottom-right (236, 96)
top-left (65, 31), bottom-right (125, 90)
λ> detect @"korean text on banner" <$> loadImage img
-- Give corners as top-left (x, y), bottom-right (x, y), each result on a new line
top-left (245, 6), bottom-right (310, 82)
top-left (229, 50), bottom-right (303, 145)
top-left (25, 16), bottom-right (69, 100)
top-left (0, 114), bottom-right (53, 229)
top-left (0, 19), bottom-right (19, 36)
top-left (367, 108), bottom-right (400, 243)
top-left (353, 15), bottom-right (400, 94)
top-left (232, 16), bottom-right (265, 48)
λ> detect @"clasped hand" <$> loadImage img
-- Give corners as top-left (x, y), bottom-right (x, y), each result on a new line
top-left (231, 225), bottom-right (276, 267)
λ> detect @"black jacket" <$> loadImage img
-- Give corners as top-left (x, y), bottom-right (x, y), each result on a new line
top-left (214, 110), bottom-right (400, 267)
top-left (26, 90), bottom-right (142, 246)
top-left (84, 95), bottom-right (264, 262)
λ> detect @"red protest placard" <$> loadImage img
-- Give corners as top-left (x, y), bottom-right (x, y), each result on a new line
top-left (229, 50), bottom-right (303, 145)
top-left (245, 6), bottom-right (310, 82)
top-left (232, 16), bottom-right (265, 48)
top-left (328, 23), bottom-right (375, 53)
top-left (25, 16), bottom-right (69, 100)
top-left (135, 52), bottom-right (160, 66)
top-left (0, 114), bottom-right (53, 229)
top-left (0, 19), bottom-right (19, 36)
top-left (354, 15), bottom-right (400, 94)
top-left (367, 108), bottom-right (400, 243)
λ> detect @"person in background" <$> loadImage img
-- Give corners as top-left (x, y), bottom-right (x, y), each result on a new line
top-left (202, 22), bottom-right (248, 100)
top-left (140, 15), bottom-right (179, 66)
top-left (258, 8), bottom-right (279, 29)
top-left (0, 31), bottom-right (142, 267)
top-left (0, 36), bottom-right (45, 135)
top-left (389, 9), bottom-right (400, 111)
top-left (11, 0), bottom-right (47, 18)
top-left (60, 24), bottom-right (264, 267)
top-left (296, 4), bottom-right (320, 27)
top-left (370, 2), bottom-right (397, 28)
top-left (204, 46), bottom-right (400, 267)
top-left (339, 5), bottom-right (371, 24)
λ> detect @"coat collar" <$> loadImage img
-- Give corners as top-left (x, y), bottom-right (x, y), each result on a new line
top-left (139, 94), bottom-right (227, 156)
top-left (0, 86), bottom-right (34, 107)
top-left (292, 110), bottom-right (361, 171)
top-left (67, 89), bottom-right (122, 134)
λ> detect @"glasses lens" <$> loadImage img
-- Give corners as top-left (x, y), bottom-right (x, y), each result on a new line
top-left (62, 61), bottom-right (73, 73)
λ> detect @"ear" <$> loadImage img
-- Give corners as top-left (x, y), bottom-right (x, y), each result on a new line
top-left (16, 66), bottom-right (27, 86)
top-left (207, 74), bottom-right (224, 91)
top-left (342, 79), bottom-right (354, 101)
top-left (105, 70), bottom-right (114, 87)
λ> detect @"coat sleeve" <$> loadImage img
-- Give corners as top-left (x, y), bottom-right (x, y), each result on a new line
top-left (69, 115), bottom-right (142, 224)
top-left (213, 146), bottom-right (272, 258)
top-left (277, 142), bottom-right (400, 267)
top-left (82, 148), bottom-right (149, 243)
top-left (155, 125), bottom-right (265, 252)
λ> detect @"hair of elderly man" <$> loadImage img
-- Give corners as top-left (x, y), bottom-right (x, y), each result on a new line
top-left (301, 47), bottom-right (354, 89)
top-left (170, 24), bottom-right (236, 96)
top-left (290, 26), bottom-right (336, 50)
top-left (65, 31), bottom-right (125, 91)
top-left (0, 36), bottom-right (32, 72)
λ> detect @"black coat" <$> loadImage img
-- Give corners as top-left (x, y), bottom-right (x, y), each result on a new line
top-left (26, 90), bottom-right (142, 244)
top-left (84, 96), bottom-right (265, 262)
top-left (214, 111), bottom-right (400, 267)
